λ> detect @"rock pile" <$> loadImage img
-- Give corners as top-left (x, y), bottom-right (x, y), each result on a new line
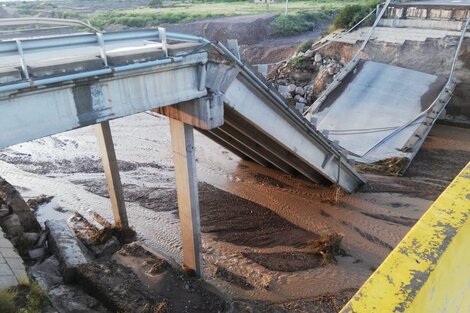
top-left (0, 177), bottom-right (45, 259)
top-left (269, 49), bottom-right (344, 112)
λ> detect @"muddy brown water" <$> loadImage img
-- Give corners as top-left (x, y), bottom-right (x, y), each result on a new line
top-left (0, 114), bottom-right (468, 312)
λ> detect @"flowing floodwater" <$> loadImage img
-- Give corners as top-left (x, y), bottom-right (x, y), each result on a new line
top-left (1, 112), bottom-right (468, 309)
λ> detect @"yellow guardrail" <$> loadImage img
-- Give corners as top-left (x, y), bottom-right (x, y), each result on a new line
top-left (341, 162), bottom-right (470, 313)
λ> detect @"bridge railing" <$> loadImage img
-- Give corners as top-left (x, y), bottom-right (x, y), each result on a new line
top-left (0, 19), bottom-right (212, 93)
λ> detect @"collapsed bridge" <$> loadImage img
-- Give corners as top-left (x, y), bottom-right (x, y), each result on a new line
top-left (0, 3), bottom-right (468, 277)
top-left (0, 18), bottom-right (364, 275)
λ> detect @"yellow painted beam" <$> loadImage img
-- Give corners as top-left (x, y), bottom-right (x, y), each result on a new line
top-left (341, 162), bottom-right (470, 313)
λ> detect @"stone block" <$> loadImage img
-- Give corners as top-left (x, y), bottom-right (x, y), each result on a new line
top-left (46, 220), bottom-right (91, 284)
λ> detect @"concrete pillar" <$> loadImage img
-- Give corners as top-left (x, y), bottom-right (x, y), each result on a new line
top-left (169, 118), bottom-right (202, 276)
top-left (95, 121), bottom-right (129, 229)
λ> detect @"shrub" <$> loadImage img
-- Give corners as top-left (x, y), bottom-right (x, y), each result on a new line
top-left (332, 1), bottom-right (379, 31)
top-left (332, 4), bottom-right (370, 30)
top-left (271, 12), bottom-right (321, 37)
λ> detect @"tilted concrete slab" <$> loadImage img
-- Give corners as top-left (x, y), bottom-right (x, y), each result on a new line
top-left (204, 62), bottom-right (365, 192)
top-left (312, 60), bottom-right (446, 162)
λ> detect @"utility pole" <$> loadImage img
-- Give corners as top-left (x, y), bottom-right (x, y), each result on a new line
top-left (285, 0), bottom-right (288, 15)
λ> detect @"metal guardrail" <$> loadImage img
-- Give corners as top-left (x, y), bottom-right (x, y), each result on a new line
top-left (0, 19), bottom-right (212, 93)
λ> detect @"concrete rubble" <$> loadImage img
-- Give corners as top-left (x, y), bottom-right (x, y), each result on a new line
top-left (271, 51), bottom-right (344, 110)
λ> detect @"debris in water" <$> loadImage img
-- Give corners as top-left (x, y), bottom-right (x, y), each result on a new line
top-left (307, 232), bottom-right (345, 264)
top-left (356, 157), bottom-right (410, 176)
top-left (27, 194), bottom-right (54, 210)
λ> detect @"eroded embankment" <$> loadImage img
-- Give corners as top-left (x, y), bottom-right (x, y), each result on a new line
top-left (163, 14), bottom-right (331, 64)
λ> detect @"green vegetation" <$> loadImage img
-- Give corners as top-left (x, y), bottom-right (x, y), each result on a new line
top-left (270, 15), bottom-right (312, 36)
top-left (0, 288), bottom-right (17, 313)
top-left (296, 39), bottom-right (314, 52)
top-left (0, 282), bottom-right (50, 313)
top-left (270, 11), bottom-right (331, 36)
top-left (11, 0), bottom-right (375, 30)
top-left (292, 55), bottom-right (304, 66)
top-left (332, 0), bottom-right (379, 30)
top-left (89, 11), bottom-right (214, 28)
top-left (86, 1), bottom-right (373, 30)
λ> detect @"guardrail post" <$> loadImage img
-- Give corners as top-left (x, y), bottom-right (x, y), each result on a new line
top-left (169, 118), bottom-right (202, 276)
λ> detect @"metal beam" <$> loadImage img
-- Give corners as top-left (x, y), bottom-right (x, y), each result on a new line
top-left (218, 120), bottom-right (298, 175)
top-left (197, 129), bottom-right (253, 162)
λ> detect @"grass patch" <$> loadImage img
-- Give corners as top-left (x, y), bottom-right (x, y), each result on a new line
top-left (88, 11), bottom-right (215, 29)
top-left (292, 55), bottom-right (304, 66)
top-left (11, 0), bottom-right (375, 30)
top-left (270, 11), bottom-right (334, 36)
top-left (0, 288), bottom-right (17, 313)
top-left (0, 282), bottom-right (50, 313)
top-left (271, 14), bottom-right (312, 36)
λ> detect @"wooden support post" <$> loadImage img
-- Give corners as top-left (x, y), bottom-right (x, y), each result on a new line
top-left (169, 118), bottom-right (202, 276)
top-left (95, 121), bottom-right (129, 229)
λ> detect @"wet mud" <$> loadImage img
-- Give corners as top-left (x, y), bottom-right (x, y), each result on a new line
top-left (360, 212), bottom-right (418, 227)
top-left (75, 179), bottom-right (179, 212)
top-left (201, 183), bottom-right (319, 248)
top-left (0, 151), bottom-right (170, 175)
top-left (151, 182), bottom-right (320, 248)
top-left (77, 244), bottom-right (228, 313)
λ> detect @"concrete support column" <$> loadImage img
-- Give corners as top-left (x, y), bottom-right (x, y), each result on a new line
top-left (95, 121), bottom-right (129, 229)
top-left (169, 118), bottom-right (202, 276)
